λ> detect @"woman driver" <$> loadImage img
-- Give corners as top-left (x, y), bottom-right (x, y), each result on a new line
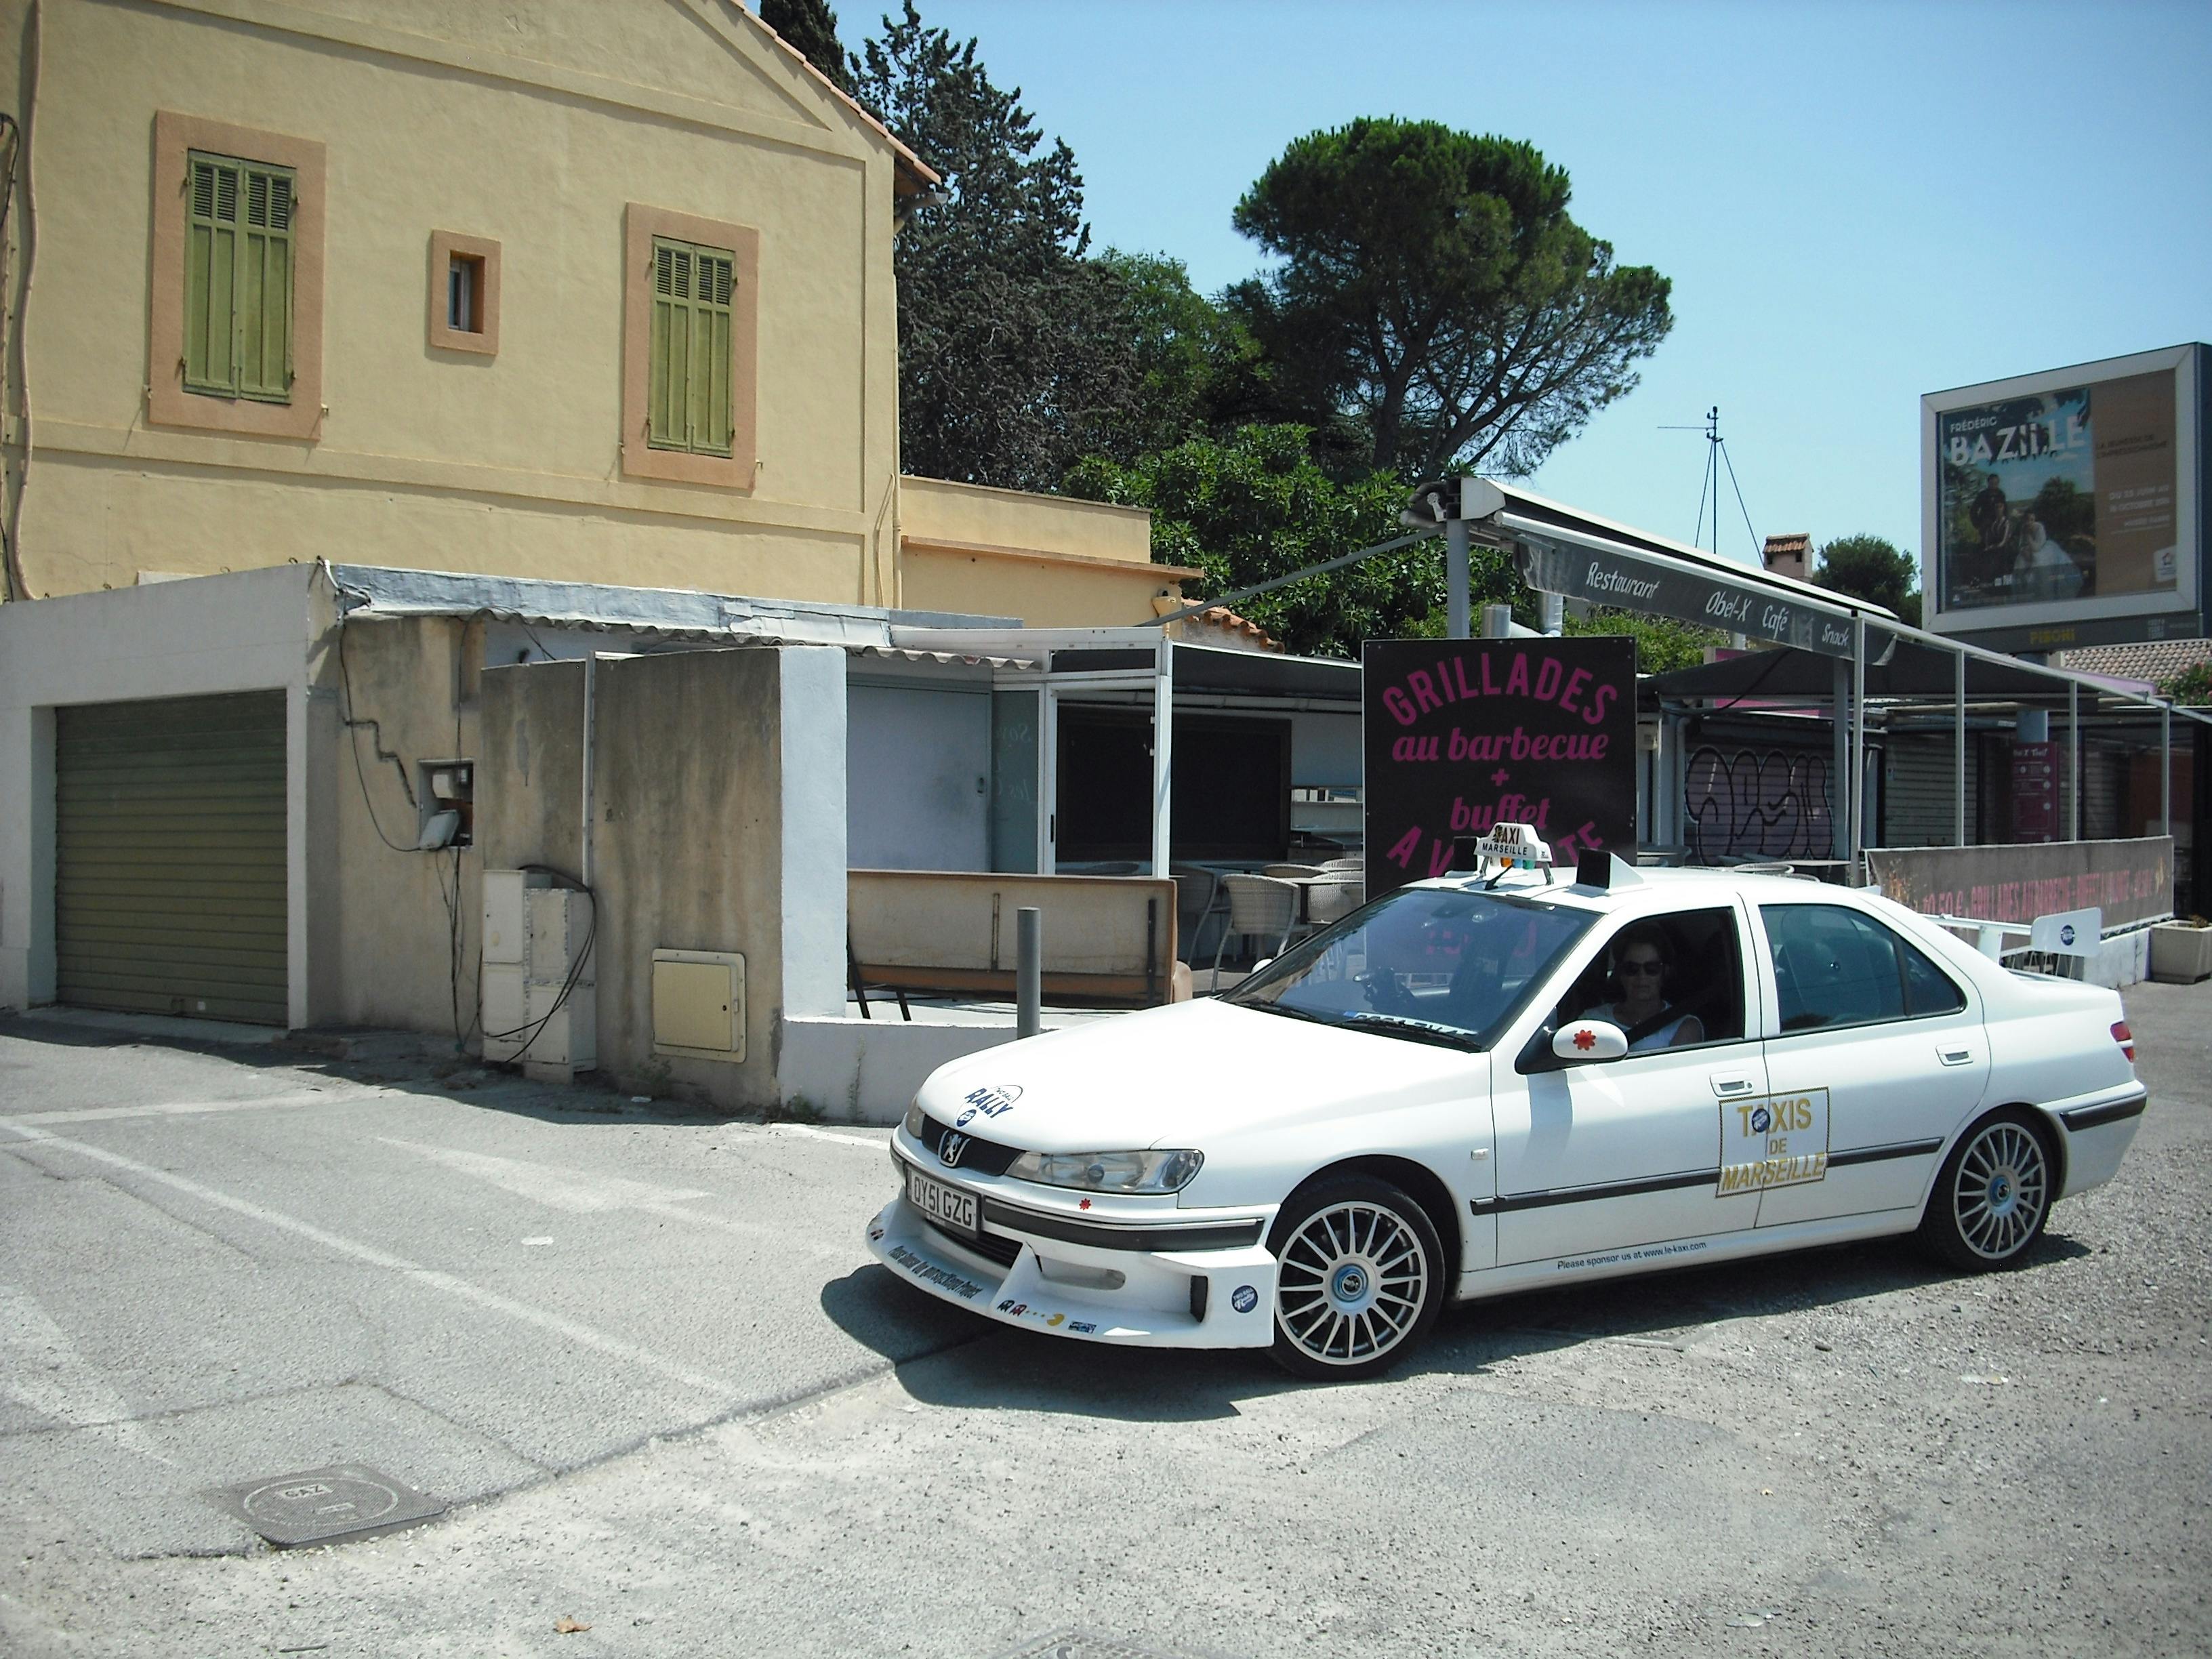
top-left (1581, 922), bottom-right (1704, 1050)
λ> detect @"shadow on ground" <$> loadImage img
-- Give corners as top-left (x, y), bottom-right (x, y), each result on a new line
top-left (820, 1225), bottom-right (2093, 1423)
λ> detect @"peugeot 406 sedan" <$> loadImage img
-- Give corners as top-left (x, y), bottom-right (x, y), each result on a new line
top-left (865, 864), bottom-right (2145, 1378)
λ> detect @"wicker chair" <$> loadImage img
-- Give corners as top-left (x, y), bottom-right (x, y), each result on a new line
top-left (1170, 863), bottom-right (1224, 965)
top-left (1212, 873), bottom-right (1301, 990)
top-left (1303, 872), bottom-right (1365, 926)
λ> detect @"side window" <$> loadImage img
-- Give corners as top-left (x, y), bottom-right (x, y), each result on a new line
top-left (1551, 906), bottom-right (1747, 1052)
top-left (1762, 905), bottom-right (1960, 1032)
top-left (620, 203), bottom-right (758, 488)
top-left (184, 151), bottom-right (295, 403)
top-left (1902, 937), bottom-right (1968, 1015)
top-left (647, 237), bottom-right (737, 457)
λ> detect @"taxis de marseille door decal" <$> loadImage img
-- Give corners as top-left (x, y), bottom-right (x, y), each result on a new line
top-left (1717, 1089), bottom-right (1831, 1195)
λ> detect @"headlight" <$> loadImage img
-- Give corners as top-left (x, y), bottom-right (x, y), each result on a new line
top-left (1003, 1148), bottom-right (1204, 1194)
top-left (903, 1100), bottom-right (926, 1139)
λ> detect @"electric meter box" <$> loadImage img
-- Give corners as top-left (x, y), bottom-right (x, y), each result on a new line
top-left (480, 871), bottom-right (595, 1069)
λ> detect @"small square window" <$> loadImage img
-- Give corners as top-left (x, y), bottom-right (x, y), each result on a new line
top-left (428, 231), bottom-right (499, 356)
top-left (447, 253), bottom-right (483, 333)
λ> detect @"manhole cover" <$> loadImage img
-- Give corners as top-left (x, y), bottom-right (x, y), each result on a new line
top-left (206, 1464), bottom-right (444, 1548)
top-left (991, 1635), bottom-right (1194, 1659)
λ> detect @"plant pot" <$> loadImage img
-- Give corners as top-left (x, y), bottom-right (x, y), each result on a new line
top-left (2149, 921), bottom-right (2212, 985)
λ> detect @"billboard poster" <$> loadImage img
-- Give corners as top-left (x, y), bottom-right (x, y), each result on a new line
top-left (1363, 638), bottom-right (1636, 899)
top-left (1924, 344), bottom-right (2203, 650)
top-left (1938, 369), bottom-right (2177, 611)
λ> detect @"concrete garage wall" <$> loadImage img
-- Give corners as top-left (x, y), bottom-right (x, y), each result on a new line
top-left (479, 647), bottom-right (846, 1109)
top-left (324, 613), bottom-right (491, 1035)
top-left (0, 565), bottom-right (327, 1023)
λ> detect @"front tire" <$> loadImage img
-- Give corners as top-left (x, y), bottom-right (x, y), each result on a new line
top-left (1266, 1175), bottom-right (1443, 1380)
top-left (1919, 1111), bottom-right (2055, 1272)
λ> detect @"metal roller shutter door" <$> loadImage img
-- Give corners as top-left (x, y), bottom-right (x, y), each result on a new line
top-left (55, 692), bottom-right (288, 1025)
top-left (1882, 735), bottom-right (1980, 848)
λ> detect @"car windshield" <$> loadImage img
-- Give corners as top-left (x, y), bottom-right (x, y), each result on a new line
top-left (1223, 885), bottom-right (1597, 1050)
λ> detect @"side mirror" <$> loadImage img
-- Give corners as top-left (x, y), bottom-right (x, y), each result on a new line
top-left (1250, 958), bottom-right (1273, 975)
top-left (1552, 1019), bottom-right (1629, 1063)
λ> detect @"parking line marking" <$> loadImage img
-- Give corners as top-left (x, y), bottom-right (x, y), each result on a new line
top-left (767, 1124), bottom-right (885, 1148)
top-left (3, 1090), bottom-right (380, 1128)
top-left (0, 1283), bottom-right (173, 1464)
top-left (0, 1122), bottom-right (745, 1403)
top-left (377, 1137), bottom-right (711, 1212)
top-left (374, 1138), bottom-right (859, 1264)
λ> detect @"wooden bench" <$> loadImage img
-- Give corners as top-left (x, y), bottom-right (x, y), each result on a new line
top-left (847, 870), bottom-right (1188, 1009)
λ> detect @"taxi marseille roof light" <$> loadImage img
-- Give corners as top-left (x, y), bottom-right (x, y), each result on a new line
top-left (1471, 823), bottom-right (1555, 887)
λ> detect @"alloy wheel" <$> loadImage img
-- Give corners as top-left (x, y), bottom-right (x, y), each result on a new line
top-left (1274, 1199), bottom-right (1431, 1367)
top-left (1951, 1120), bottom-right (2049, 1262)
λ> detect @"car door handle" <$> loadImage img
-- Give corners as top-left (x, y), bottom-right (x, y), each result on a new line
top-left (1938, 1044), bottom-right (1976, 1067)
top-left (1711, 1073), bottom-right (1756, 1097)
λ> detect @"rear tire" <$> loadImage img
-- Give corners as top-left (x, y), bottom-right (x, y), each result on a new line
top-left (1266, 1174), bottom-right (1443, 1380)
top-left (1919, 1110), bottom-right (2055, 1272)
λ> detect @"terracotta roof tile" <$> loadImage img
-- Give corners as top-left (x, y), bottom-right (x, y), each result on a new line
top-left (1152, 596), bottom-right (1283, 652)
top-left (2054, 638), bottom-right (2212, 686)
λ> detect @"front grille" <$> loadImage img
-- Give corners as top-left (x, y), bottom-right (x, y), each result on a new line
top-left (926, 1216), bottom-right (1022, 1268)
top-left (916, 1113), bottom-right (1021, 1176)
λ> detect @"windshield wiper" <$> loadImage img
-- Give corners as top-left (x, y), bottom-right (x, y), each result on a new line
top-left (1337, 1012), bottom-right (1483, 1051)
top-left (1235, 999), bottom-right (1335, 1027)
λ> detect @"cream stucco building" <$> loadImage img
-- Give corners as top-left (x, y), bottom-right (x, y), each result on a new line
top-left (0, 0), bottom-right (1276, 1117)
top-left (0, 0), bottom-right (1177, 619)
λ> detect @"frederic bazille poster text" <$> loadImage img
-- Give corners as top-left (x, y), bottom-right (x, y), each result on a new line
top-left (1938, 367), bottom-right (2178, 613)
top-left (1362, 638), bottom-right (1637, 897)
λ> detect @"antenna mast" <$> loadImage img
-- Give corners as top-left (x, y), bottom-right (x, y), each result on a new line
top-left (1660, 406), bottom-right (1761, 562)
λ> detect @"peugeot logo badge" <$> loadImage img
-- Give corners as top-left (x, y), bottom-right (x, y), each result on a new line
top-left (939, 1132), bottom-right (970, 1169)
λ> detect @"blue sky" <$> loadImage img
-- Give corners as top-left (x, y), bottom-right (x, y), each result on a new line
top-left (838, 0), bottom-right (2212, 575)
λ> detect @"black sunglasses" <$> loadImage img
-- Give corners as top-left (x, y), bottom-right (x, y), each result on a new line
top-left (1617, 960), bottom-right (1664, 975)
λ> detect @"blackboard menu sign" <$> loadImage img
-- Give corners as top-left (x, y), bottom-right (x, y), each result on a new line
top-left (1363, 638), bottom-right (1637, 898)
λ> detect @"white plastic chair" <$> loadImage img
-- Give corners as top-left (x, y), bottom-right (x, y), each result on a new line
top-left (1213, 873), bottom-right (1300, 990)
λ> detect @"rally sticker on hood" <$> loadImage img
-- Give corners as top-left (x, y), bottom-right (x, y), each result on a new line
top-left (955, 1084), bottom-right (1023, 1127)
top-left (1717, 1088), bottom-right (1830, 1195)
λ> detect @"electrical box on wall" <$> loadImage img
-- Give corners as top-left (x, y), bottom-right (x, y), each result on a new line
top-left (651, 949), bottom-right (745, 1062)
top-left (417, 758), bottom-right (474, 850)
top-left (482, 871), bottom-right (596, 1071)
top-left (480, 869), bottom-right (549, 966)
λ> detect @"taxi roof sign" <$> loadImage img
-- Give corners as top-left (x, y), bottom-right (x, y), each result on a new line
top-left (1477, 823), bottom-right (1551, 866)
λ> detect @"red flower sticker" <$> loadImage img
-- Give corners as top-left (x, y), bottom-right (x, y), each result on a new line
top-left (1572, 1028), bottom-right (1597, 1051)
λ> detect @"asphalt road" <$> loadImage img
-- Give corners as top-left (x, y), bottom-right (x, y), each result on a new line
top-left (1, 982), bottom-right (2206, 1659)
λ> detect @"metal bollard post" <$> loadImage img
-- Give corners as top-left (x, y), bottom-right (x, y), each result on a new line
top-left (1016, 906), bottom-right (1042, 1038)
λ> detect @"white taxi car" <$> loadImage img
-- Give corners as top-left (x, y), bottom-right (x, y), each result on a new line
top-left (865, 840), bottom-right (2146, 1378)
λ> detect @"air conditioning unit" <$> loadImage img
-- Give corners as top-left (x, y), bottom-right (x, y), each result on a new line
top-left (481, 870), bottom-right (596, 1071)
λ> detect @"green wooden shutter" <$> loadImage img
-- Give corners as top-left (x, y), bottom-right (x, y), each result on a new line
top-left (648, 236), bottom-right (735, 455)
top-left (649, 239), bottom-right (691, 449)
top-left (694, 249), bottom-right (735, 457)
top-left (237, 164), bottom-right (294, 401)
top-left (184, 155), bottom-right (241, 394)
top-left (183, 151), bottom-right (293, 402)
